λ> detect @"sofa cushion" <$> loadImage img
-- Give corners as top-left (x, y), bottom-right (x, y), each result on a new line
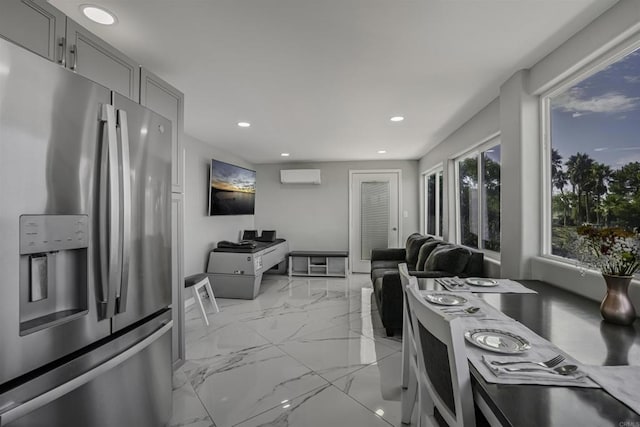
top-left (424, 245), bottom-right (472, 275)
top-left (416, 240), bottom-right (449, 271)
top-left (405, 235), bottom-right (434, 267)
top-left (371, 260), bottom-right (404, 270)
top-left (371, 268), bottom-right (399, 283)
top-left (464, 251), bottom-right (485, 277)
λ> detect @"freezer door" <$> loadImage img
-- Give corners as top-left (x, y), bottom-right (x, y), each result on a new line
top-left (0, 312), bottom-right (172, 427)
top-left (0, 38), bottom-right (111, 385)
top-left (111, 93), bottom-right (172, 331)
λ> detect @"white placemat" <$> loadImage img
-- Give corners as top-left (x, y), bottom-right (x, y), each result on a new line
top-left (459, 316), bottom-right (599, 388)
top-left (584, 365), bottom-right (640, 415)
top-left (436, 278), bottom-right (538, 294)
top-left (418, 291), bottom-right (507, 321)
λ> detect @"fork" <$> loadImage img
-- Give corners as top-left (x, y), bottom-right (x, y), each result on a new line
top-left (490, 354), bottom-right (565, 368)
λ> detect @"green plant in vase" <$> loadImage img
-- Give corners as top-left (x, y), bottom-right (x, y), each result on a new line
top-left (575, 226), bottom-right (640, 325)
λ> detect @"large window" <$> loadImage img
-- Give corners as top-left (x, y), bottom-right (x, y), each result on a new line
top-left (456, 142), bottom-right (501, 252)
top-left (547, 47), bottom-right (640, 259)
top-left (424, 168), bottom-right (443, 236)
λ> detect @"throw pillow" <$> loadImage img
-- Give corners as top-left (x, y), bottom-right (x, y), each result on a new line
top-left (416, 240), bottom-right (449, 271)
top-left (405, 232), bottom-right (423, 248)
top-left (424, 246), bottom-right (472, 275)
top-left (405, 235), bottom-right (434, 268)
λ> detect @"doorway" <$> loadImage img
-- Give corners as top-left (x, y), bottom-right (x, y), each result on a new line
top-left (349, 170), bottom-right (402, 273)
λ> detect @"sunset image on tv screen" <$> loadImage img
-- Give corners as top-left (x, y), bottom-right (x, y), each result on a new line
top-left (209, 160), bottom-right (256, 215)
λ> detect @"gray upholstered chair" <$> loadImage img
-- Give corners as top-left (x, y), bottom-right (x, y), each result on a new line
top-left (405, 285), bottom-right (476, 427)
top-left (398, 263), bottom-right (419, 424)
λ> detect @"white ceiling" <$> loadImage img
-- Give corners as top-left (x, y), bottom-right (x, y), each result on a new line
top-left (50, 0), bottom-right (617, 164)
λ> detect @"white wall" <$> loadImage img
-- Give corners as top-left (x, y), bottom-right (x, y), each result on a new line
top-left (255, 160), bottom-right (419, 251)
top-left (417, 0), bottom-right (640, 307)
top-left (183, 135), bottom-right (255, 276)
top-left (499, 70), bottom-right (540, 279)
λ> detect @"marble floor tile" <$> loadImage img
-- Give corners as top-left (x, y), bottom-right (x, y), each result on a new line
top-left (276, 324), bottom-right (398, 382)
top-left (241, 307), bottom-right (351, 344)
top-left (184, 344), bottom-right (329, 427)
top-left (186, 321), bottom-right (271, 361)
top-left (333, 352), bottom-right (404, 426)
top-left (175, 273), bottom-right (407, 426)
top-left (170, 368), bottom-right (215, 427)
top-left (234, 384), bottom-right (393, 427)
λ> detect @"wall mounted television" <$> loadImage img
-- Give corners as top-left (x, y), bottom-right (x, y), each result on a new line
top-left (208, 159), bottom-right (256, 215)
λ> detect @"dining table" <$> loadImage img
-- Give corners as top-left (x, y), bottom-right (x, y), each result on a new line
top-left (417, 278), bottom-right (640, 427)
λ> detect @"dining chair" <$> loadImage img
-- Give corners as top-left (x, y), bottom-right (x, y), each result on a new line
top-left (405, 284), bottom-right (476, 427)
top-left (398, 263), bottom-right (419, 424)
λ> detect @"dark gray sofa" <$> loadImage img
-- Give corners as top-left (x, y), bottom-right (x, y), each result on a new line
top-left (370, 233), bottom-right (484, 336)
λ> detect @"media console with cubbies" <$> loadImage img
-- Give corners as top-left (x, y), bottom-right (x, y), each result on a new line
top-left (288, 251), bottom-right (349, 278)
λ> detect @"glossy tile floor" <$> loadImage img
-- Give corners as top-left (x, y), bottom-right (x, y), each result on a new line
top-left (170, 273), bottom-right (411, 427)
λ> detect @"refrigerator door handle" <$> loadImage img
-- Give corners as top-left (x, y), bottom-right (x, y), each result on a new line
top-left (116, 109), bottom-right (131, 314)
top-left (0, 321), bottom-right (173, 426)
top-left (99, 104), bottom-right (121, 319)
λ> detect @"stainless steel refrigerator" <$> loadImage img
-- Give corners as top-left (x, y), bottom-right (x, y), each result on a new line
top-left (0, 36), bottom-right (173, 426)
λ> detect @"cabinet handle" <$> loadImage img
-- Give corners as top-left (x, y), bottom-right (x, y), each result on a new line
top-left (70, 44), bottom-right (77, 71)
top-left (57, 37), bottom-right (66, 67)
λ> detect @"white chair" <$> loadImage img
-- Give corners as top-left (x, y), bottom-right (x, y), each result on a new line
top-left (398, 263), bottom-right (419, 424)
top-left (187, 276), bottom-right (219, 326)
top-left (405, 285), bottom-right (476, 427)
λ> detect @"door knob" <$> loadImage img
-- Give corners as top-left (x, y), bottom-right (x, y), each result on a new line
top-left (392, 227), bottom-right (397, 231)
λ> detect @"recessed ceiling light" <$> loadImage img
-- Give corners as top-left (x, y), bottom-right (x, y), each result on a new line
top-left (390, 116), bottom-right (404, 122)
top-left (377, 150), bottom-right (387, 154)
top-left (237, 122), bottom-right (251, 128)
top-left (80, 5), bottom-right (117, 25)
top-left (281, 153), bottom-right (290, 157)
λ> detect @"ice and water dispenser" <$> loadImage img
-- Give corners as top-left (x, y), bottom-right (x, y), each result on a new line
top-left (19, 215), bottom-right (89, 335)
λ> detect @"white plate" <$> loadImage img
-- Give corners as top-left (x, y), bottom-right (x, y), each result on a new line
top-left (466, 277), bottom-right (498, 287)
top-left (423, 293), bottom-right (467, 306)
top-left (464, 329), bottom-right (531, 354)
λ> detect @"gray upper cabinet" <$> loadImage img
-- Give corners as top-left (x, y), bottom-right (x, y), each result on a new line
top-left (140, 68), bottom-right (184, 193)
top-left (65, 19), bottom-right (140, 102)
top-left (0, 0), bottom-right (65, 62)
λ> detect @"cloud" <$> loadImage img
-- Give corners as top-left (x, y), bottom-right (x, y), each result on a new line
top-left (624, 75), bottom-right (640, 83)
top-left (553, 87), bottom-right (640, 115)
top-left (615, 153), bottom-right (640, 166)
top-left (572, 112), bottom-right (585, 118)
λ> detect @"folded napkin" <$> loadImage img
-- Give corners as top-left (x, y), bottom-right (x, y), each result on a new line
top-left (584, 365), bottom-right (640, 415)
top-left (436, 278), bottom-right (471, 291)
top-left (483, 355), bottom-right (589, 383)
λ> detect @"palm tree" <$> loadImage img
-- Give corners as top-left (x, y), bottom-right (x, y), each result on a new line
top-left (566, 152), bottom-right (595, 224)
top-left (590, 162), bottom-right (612, 225)
top-left (551, 148), bottom-right (563, 181)
top-left (553, 170), bottom-right (569, 225)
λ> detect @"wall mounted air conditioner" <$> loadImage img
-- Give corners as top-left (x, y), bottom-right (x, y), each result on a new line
top-left (280, 169), bottom-right (321, 184)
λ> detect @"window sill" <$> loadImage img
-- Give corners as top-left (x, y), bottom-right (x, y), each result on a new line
top-left (531, 256), bottom-right (640, 306)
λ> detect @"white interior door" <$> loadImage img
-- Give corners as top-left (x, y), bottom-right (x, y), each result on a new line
top-left (350, 171), bottom-right (401, 273)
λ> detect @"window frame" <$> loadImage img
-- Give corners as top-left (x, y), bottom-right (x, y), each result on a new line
top-left (540, 38), bottom-right (640, 264)
top-left (422, 164), bottom-right (443, 237)
top-left (453, 134), bottom-right (501, 258)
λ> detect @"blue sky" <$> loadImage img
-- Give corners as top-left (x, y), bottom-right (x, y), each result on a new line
top-left (551, 48), bottom-right (640, 169)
